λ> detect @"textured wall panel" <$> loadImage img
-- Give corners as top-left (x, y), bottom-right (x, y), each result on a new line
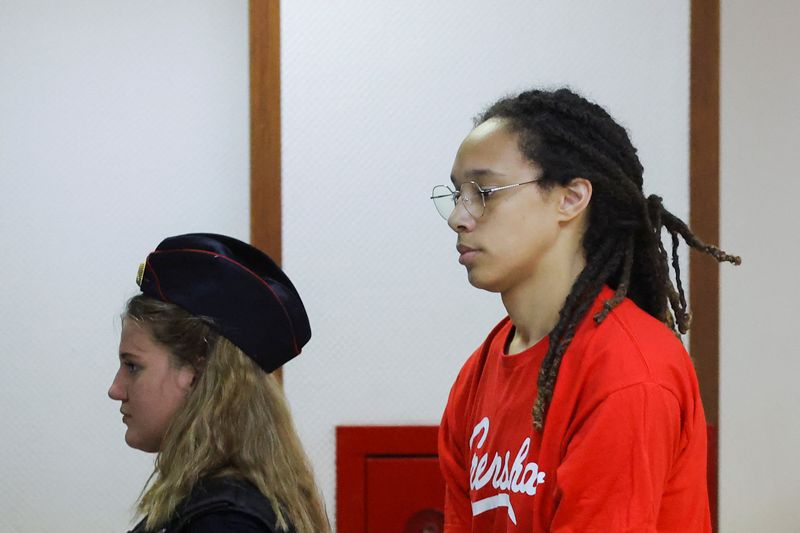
top-left (0, 1), bottom-right (249, 531)
top-left (720, 1), bottom-right (800, 531)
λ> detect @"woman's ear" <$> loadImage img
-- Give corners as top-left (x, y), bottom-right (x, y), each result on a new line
top-left (188, 357), bottom-right (205, 388)
top-left (176, 365), bottom-right (197, 392)
top-left (557, 177), bottom-right (592, 222)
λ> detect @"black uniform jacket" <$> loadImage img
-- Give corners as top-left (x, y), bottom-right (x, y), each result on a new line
top-left (128, 476), bottom-right (288, 533)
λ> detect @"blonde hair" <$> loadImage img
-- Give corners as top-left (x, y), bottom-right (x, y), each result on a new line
top-left (126, 295), bottom-right (329, 532)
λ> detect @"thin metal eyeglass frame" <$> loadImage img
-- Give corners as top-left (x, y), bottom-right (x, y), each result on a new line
top-left (430, 179), bottom-right (540, 220)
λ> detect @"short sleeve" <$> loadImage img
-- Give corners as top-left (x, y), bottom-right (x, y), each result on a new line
top-left (550, 383), bottom-right (682, 533)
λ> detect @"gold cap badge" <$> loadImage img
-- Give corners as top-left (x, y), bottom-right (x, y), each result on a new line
top-left (136, 262), bottom-right (145, 287)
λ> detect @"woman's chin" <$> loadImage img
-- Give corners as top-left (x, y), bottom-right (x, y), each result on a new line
top-left (125, 431), bottom-right (158, 453)
top-left (466, 269), bottom-right (503, 293)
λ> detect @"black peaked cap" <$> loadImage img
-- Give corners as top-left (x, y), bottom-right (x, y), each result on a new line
top-left (137, 233), bottom-right (311, 373)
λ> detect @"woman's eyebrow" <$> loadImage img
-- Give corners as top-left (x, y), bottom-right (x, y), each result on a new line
top-left (465, 169), bottom-right (495, 178)
top-left (471, 169), bottom-right (507, 180)
top-left (451, 169), bottom-right (505, 186)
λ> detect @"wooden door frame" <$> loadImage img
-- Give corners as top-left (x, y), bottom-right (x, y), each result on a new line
top-left (249, 0), bottom-right (282, 379)
top-left (690, 0), bottom-right (720, 528)
top-left (249, 0), bottom-right (281, 264)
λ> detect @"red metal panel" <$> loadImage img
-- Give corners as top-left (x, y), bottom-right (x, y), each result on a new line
top-left (337, 426), bottom-right (440, 533)
top-left (366, 457), bottom-right (444, 533)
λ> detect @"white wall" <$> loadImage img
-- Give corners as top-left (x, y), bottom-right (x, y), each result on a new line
top-left (281, 2), bottom-right (690, 529)
top-left (719, 1), bottom-right (800, 531)
top-left (0, 1), bottom-right (249, 531)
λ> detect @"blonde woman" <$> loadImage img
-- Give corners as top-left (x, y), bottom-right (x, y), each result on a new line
top-left (109, 233), bottom-right (329, 533)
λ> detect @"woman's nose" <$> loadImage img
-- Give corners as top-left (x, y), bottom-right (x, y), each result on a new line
top-left (108, 370), bottom-right (125, 401)
top-left (447, 199), bottom-right (476, 233)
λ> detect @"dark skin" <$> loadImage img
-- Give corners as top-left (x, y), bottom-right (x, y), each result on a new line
top-left (448, 117), bottom-right (592, 354)
top-left (474, 88), bottom-right (740, 429)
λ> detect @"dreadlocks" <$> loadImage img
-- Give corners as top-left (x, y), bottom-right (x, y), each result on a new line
top-left (477, 88), bottom-right (741, 431)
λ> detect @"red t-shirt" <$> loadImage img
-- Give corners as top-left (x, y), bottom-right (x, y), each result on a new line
top-left (439, 287), bottom-right (711, 532)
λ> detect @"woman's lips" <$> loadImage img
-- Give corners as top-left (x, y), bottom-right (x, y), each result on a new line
top-left (457, 244), bottom-right (479, 265)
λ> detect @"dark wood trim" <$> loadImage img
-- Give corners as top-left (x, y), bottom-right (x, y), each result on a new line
top-left (249, 0), bottom-right (281, 265)
top-left (690, 0), bottom-right (720, 528)
top-left (249, 0), bottom-right (282, 380)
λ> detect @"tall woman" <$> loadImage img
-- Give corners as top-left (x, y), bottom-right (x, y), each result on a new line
top-left (109, 233), bottom-right (329, 533)
top-left (433, 88), bottom-right (740, 532)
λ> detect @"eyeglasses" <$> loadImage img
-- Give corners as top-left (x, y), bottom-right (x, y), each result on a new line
top-left (430, 179), bottom-right (539, 220)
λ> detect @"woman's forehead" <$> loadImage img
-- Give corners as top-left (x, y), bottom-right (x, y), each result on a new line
top-left (120, 319), bottom-right (158, 351)
top-left (452, 125), bottom-right (538, 184)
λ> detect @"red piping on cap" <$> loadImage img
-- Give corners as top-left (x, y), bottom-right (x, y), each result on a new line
top-left (148, 248), bottom-right (300, 354)
top-left (145, 257), bottom-right (169, 303)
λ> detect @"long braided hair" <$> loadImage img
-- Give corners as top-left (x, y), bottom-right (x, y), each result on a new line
top-left (477, 88), bottom-right (741, 431)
